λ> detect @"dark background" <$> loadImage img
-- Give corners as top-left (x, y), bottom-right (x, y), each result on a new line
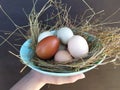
top-left (0, 0), bottom-right (120, 90)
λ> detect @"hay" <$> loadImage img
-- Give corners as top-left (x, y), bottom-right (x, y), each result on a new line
top-left (26, 0), bottom-right (119, 73)
top-left (0, 0), bottom-right (120, 73)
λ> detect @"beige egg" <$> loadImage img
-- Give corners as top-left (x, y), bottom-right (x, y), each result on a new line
top-left (54, 50), bottom-right (73, 63)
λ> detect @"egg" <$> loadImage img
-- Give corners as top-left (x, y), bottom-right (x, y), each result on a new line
top-left (54, 50), bottom-right (73, 63)
top-left (36, 36), bottom-right (60, 59)
top-left (68, 35), bottom-right (89, 58)
top-left (50, 30), bottom-right (57, 35)
top-left (38, 31), bottom-right (56, 42)
top-left (57, 27), bottom-right (74, 44)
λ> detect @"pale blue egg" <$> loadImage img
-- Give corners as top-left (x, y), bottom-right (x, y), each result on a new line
top-left (57, 27), bottom-right (74, 44)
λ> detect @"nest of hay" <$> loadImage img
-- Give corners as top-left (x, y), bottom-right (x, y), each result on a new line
top-left (22, 0), bottom-right (120, 73)
top-left (2, 0), bottom-right (118, 73)
top-left (31, 32), bottom-right (104, 73)
top-left (22, 0), bottom-right (107, 73)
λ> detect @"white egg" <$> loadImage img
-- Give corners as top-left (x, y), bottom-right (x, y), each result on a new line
top-left (68, 35), bottom-right (89, 58)
top-left (57, 27), bottom-right (74, 44)
top-left (54, 50), bottom-right (73, 63)
top-left (38, 30), bottom-right (56, 42)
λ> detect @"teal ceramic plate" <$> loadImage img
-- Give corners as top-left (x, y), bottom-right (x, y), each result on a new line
top-left (20, 39), bottom-right (103, 76)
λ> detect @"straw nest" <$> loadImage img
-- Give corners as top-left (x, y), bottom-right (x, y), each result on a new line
top-left (1, 0), bottom-right (119, 73)
top-left (20, 0), bottom-right (119, 73)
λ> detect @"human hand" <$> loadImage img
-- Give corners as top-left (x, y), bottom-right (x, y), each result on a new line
top-left (10, 70), bottom-right (85, 90)
top-left (31, 70), bottom-right (85, 85)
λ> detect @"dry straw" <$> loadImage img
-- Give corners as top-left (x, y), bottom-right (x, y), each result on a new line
top-left (0, 0), bottom-right (120, 73)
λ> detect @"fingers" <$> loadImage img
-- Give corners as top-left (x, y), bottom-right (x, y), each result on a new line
top-left (31, 70), bottom-right (85, 85)
top-left (67, 73), bottom-right (85, 83)
top-left (48, 73), bottom-right (85, 85)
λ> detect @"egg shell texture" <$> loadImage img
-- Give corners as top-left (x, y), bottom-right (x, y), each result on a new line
top-left (36, 36), bottom-right (60, 59)
top-left (54, 50), bottom-right (73, 62)
top-left (57, 27), bottom-right (74, 44)
top-left (68, 35), bottom-right (89, 58)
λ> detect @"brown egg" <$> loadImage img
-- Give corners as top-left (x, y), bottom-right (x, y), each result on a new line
top-left (36, 36), bottom-right (60, 60)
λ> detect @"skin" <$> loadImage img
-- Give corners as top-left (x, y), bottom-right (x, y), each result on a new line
top-left (10, 70), bottom-right (85, 90)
